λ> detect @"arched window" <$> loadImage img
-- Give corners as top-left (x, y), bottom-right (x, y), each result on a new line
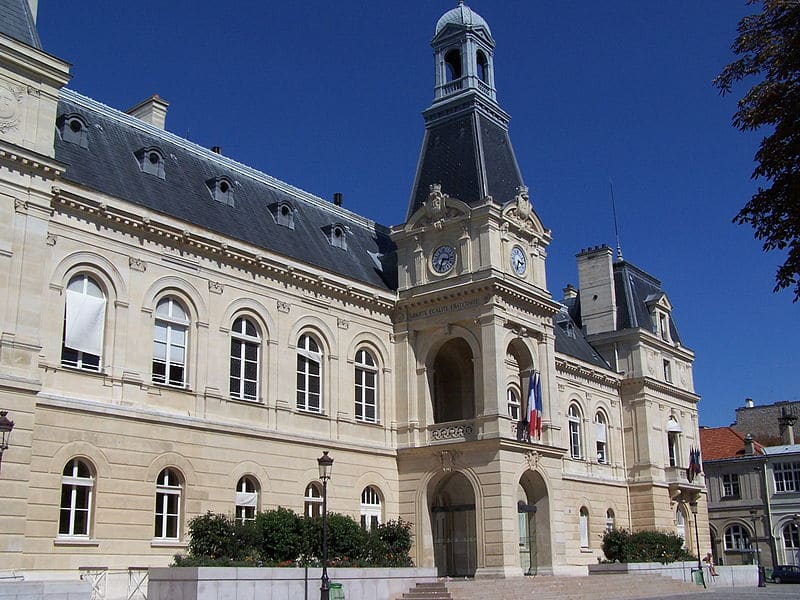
top-left (61, 274), bottom-right (106, 371)
top-left (235, 476), bottom-right (259, 524)
top-left (304, 482), bottom-right (323, 518)
top-left (444, 48), bottom-right (462, 81)
top-left (595, 411), bottom-right (609, 464)
top-left (230, 317), bottom-right (260, 401)
top-left (783, 523), bottom-right (800, 564)
top-left (724, 524), bottom-right (751, 551)
top-left (476, 50), bottom-right (488, 82)
top-left (507, 388), bottom-right (520, 421)
top-left (58, 458), bottom-right (94, 537)
top-left (154, 468), bottom-right (182, 540)
top-left (676, 507), bottom-right (687, 546)
top-left (355, 348), bottom-right (378, 423)
top-left (579, 507), bottom-right (589, 549)
top-left (297, 334), bottom-right (322, 413)
top-left (152, 297), bottom-right (189, 387)
top-left (667, 417), bottom-right (682, 467)
top-left (360, 486), bottom-right (382, 531)
top-left (568, 404), bottom-right (583, 459)
top-left (605, 509), bottom-right (615, 533)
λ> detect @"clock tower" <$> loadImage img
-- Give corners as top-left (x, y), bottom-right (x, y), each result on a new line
top-left (391, 3), bottom-right (563, 578)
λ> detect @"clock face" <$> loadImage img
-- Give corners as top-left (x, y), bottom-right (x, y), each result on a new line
top-left (431, 245), bottom-right (456, 274)
top-left (510, 245), bottom-right (527, 275)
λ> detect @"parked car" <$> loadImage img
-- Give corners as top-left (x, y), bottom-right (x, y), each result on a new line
top-left (771, 565), bottom-right (800, 584)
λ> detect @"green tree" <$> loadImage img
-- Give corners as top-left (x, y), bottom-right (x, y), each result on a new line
top-left (714, 0), bottom-right (800, 301)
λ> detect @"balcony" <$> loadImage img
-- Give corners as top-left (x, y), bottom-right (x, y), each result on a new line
top-left (665, 466), bottom-right (704, 500)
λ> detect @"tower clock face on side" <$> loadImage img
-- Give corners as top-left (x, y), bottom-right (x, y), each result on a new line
top-left (431, 244), bottom-right (456, 274)
top-left (510, 245), bottom-right (527, 275)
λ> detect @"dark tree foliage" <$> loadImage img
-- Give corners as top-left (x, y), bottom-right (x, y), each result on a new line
top-left (602, 528), bottom-right (694, 564)
top-left (714, 0), bottom-right (800, 301)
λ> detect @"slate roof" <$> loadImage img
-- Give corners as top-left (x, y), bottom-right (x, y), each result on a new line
top-left (0, 0), bottom-right (41, 49)
top-left (407, 106), bottom-right (524, 219)
top-left (54, 89), bottom-right (397, 292)
top-left (762, 444), bottom-right (800, 456)
top-left (553, 305), bottom-right (611, 370)
top-left (700, 427), bottom-right (764, 461)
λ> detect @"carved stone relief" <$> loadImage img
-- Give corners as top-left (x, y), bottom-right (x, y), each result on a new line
top-left (0, 81), bottom-right (24, 135)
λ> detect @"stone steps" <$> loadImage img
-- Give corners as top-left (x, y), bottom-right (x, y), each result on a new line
top-left (397, 581), bottom-right (452, 600)
top-left (396, 574), bottom-right (700, 600)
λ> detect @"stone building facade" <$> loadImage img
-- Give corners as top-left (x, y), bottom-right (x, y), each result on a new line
top-left (0, 0), bottom-right (708, 586)
top-left (732, 399), bottom-right (800, 447)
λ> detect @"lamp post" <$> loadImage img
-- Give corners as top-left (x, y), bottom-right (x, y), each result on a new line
top-left (689, 501), bottom-right (702, 570)
top-left (0, 411), bottom-right (14, 475)
top-left (317, 451), bottom-right (333, 600)
top-left (749, 508), bottom-right (766, 587)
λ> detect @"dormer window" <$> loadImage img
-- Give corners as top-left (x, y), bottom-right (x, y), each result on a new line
top-left (58, 114), bottom-right (89, 148)
top-left (134, 146), bottom-right (166, 179)
top-left (277, 203), bottom-right (294, 229)
top-left (658, 312), bottom-right (670, 342)
top-left (324, 223), bottom-right (347, 250)
top-left (206, 176), bottom-right (234, 207)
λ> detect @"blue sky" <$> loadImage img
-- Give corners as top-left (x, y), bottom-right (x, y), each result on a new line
top-left (36, 1), bottom-right (798, 428)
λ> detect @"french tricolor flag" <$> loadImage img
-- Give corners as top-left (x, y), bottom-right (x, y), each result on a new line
top-left (527, 371), bottom-right (543, 441)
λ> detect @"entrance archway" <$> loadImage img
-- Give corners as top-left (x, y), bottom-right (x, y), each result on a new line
top-left (431, 338), bottom-right (475, 423)
top-left (430, 472), bottom-right (477, 577)
top-left (519, 470), bottom-right (550, 574)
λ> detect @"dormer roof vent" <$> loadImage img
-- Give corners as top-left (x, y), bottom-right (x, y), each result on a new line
top-left (134, 146), bottom-right (166, 179)
top-left (206, 176), bottom-right (234, 207)
top-left (324, 222), bottom-right (348, 250)
top-left (57, 113), bottom-right (89, 148)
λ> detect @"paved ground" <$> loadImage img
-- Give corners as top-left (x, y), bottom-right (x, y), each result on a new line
top-left (633, 583), bottom-right (800, 600)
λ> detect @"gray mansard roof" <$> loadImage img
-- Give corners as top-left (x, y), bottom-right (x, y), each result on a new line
top-left (0, 0), bottom-right (41, 49)
top-left (613, 261), bottom-right (682, 343)
top-left (553, 305), bottom-right (612, 370)
top-left (54, 90), bottom-right (396, 291)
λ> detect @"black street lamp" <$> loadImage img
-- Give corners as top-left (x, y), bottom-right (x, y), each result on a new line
top-left (689, 501), bottom-right (702, 571)
top-left (749, 508), bottom-right (766, 587)
top-left (317, 451), bottom-right (334, 600)
top-left (0, 411), bottom-right (15, 475)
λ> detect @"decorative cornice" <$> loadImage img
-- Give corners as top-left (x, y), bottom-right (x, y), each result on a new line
top-left (50, 186), bottom-right (395, 313)
top-left (555, 356), bottom-right (620, 388)
top-left (0, 139), bottom-right (65, 176)
top-left (620, 376), bottom-right (701, 404)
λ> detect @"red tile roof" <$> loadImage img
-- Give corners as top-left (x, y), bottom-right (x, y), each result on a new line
top-left (700, 427), bottom-right (765, 460)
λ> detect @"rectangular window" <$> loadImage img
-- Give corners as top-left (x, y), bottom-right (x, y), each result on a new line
top-left (668, 432), bottom-right (679, 467)
top-left (722, 473), bottom-right (740, 497)
top-left (774, 462), bottom-right (800, 493)
top-left (659, 313), bottom-right (669, 341)
top-left (663, 359), bottom-right (672, 383)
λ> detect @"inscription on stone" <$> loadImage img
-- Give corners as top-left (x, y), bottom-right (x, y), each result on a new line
top-left (408, 297), bottom-right (482, 320)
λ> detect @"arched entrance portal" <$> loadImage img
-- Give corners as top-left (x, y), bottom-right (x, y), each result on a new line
top-left (519, 470), bottom-right (551, 574)
top-left (430, 472), bottom-right (477, 577)
top-left (431, 338), bottom-right (475, 423)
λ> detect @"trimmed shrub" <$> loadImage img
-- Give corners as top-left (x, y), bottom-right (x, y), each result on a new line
top-left (255, 507), bottom-right (306, 563)
top-left (602, 528), bottom-right (694, 564)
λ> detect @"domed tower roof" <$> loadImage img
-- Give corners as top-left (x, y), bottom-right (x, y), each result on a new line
top-left (435, 1), bottom-right (491, 36)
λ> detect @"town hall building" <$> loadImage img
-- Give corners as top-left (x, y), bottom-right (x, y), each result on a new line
top-left (0, 0), bottom-right (708, 587)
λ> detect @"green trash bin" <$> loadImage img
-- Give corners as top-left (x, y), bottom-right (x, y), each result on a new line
top-left (329, 582), bottom-right (345, 600)
top-left (691, 568), bottom-right (705, 586)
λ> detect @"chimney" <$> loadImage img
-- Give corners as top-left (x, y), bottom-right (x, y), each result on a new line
top-left (745, 398), bottom-right (754, 409)
top-left (126, 95), bottom-right (169, 130)
top-left (779, 407), bottom-right (797, 445)
top-left (744, 433), bottom-right (755, 456)
top-left (333, 193), bottom-right (343, 206)
top-left (563, 284), bottom-right (578, 301)
top-left (575, 245), bottom-right (616, 335)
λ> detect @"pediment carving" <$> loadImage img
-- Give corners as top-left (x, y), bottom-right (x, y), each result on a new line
top-left (405, 184), bottom-right (471, 231)
top-left (501, 186), bottom-right (545, 237)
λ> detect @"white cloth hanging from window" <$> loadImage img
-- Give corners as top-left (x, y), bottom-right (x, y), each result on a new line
top-left (65, 290), bottom-right (106, 356)
top-left (235, 491), bottom-right (257, 507)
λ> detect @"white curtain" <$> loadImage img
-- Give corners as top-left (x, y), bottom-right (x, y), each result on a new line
top-left (595, 421), bottom-right (607, 443)
top-left (235, 491), bottom-right (257, 508)
top-left (65, 290), bottom-right (106, 356)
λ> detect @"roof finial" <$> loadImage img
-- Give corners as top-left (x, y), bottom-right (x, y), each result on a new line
top-left (609, 179), bottom-right (624, 262)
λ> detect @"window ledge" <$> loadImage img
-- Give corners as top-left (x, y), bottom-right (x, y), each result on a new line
top-left (151, 540), bottom-right (187, 549)
top-left (152, 383), bottom-right (192, 393)
top-left (54, 537), bottom-right (99, 547)
top-left (355, 418), bottom-right (381, 427)
top-left (296, 408), bottom-right (327, 418)
top-left (580, 548), bottom-right (592, 553)
top-left (59, 364), bottom-right (108, 377)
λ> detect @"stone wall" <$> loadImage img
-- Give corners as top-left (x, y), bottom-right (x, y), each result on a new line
top-left (733, 401), bottom-right (800, 445)
top-left (147, 567), bottom-right (437, 600)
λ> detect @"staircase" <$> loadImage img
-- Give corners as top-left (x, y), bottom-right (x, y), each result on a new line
top-left (396, 574), bottom-right (700, 600)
